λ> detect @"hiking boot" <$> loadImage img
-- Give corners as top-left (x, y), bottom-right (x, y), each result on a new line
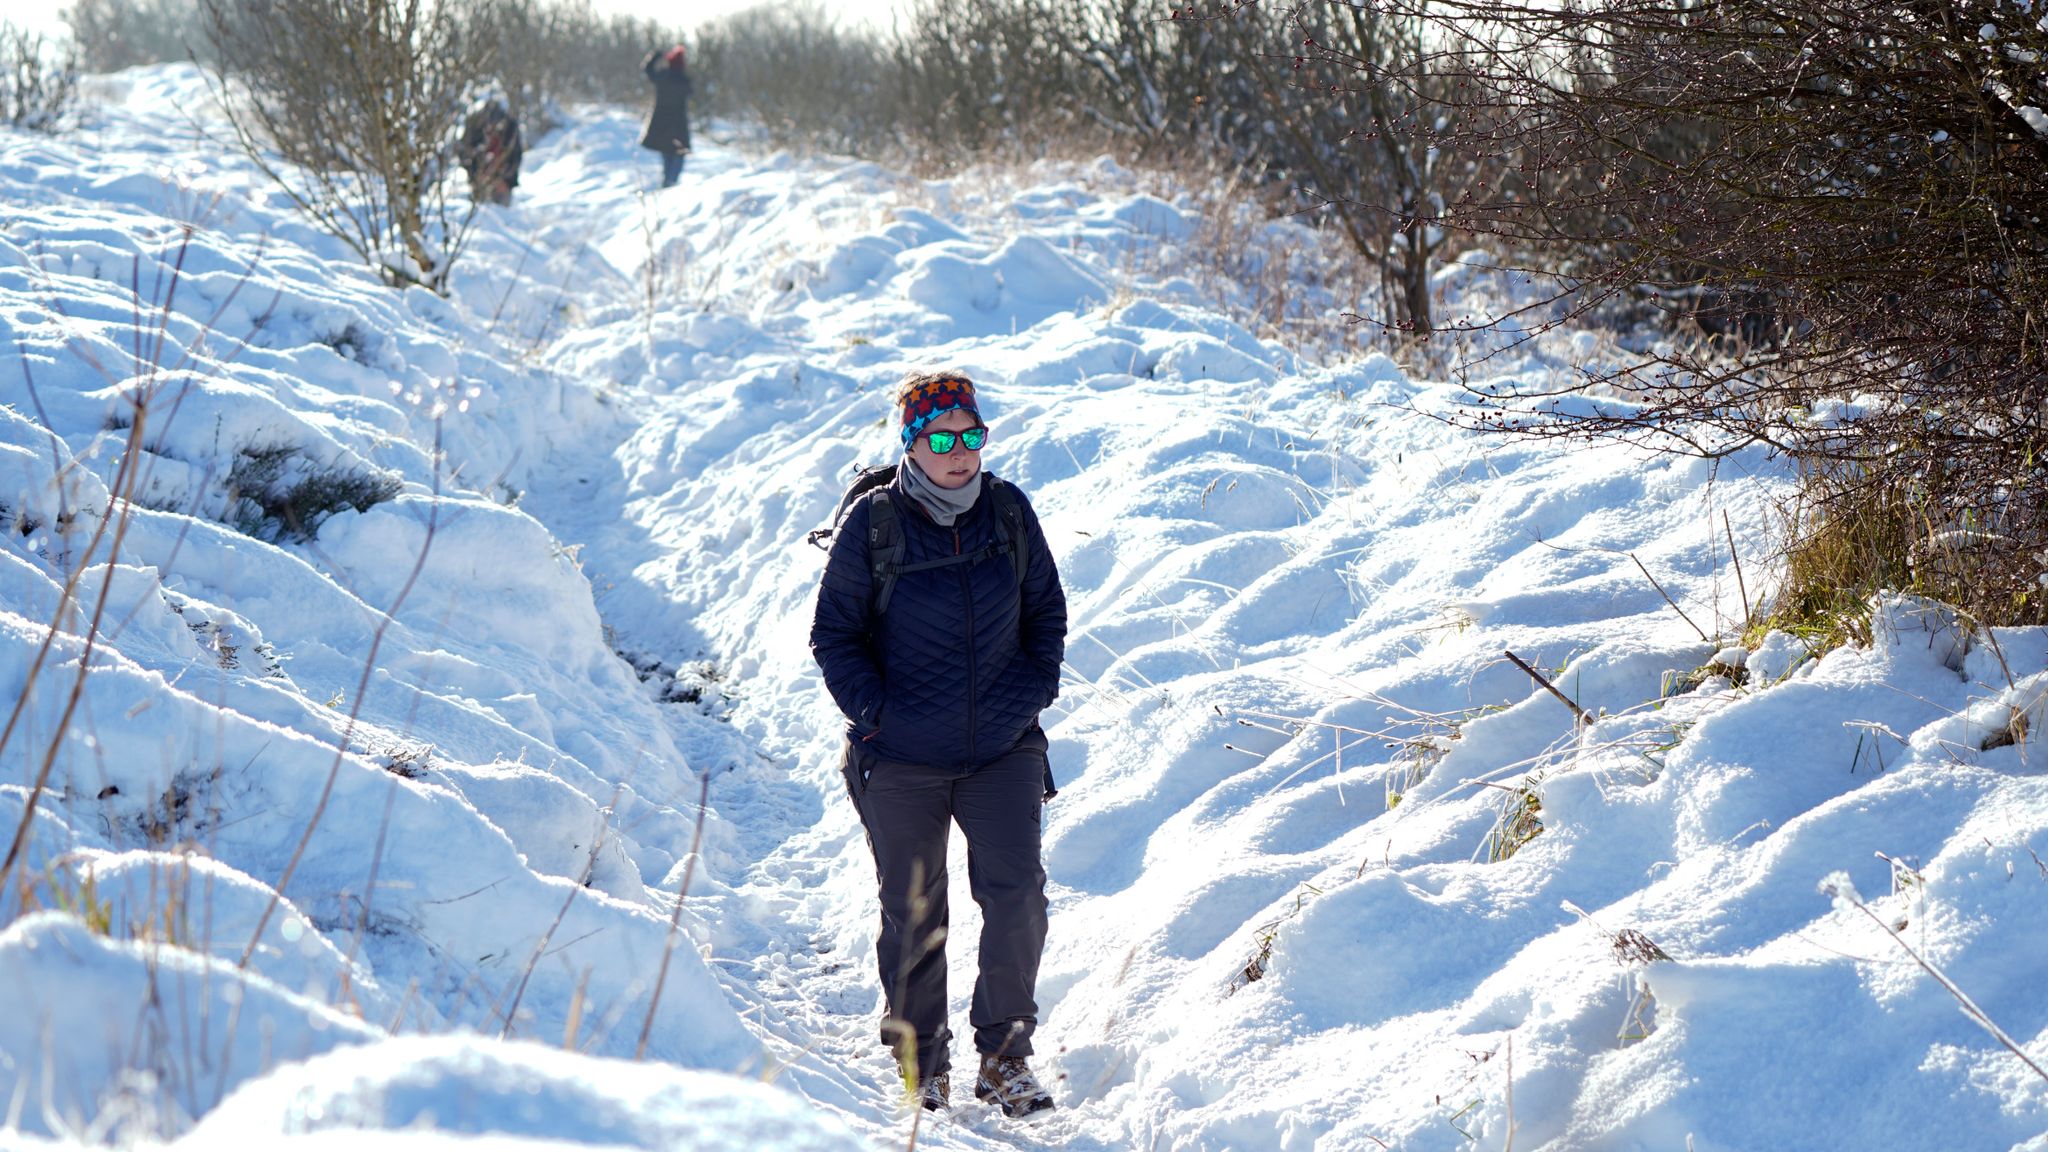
top-left (975, 1054), bottom-right (1055, 1119)
top-left (915, 1071), bottom-right (950, 1112)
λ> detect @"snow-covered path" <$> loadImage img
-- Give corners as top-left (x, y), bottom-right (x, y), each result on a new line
top-left (509, 109), bottom-right (2048, 1151)
top-left (3, 67), bottom-right (2047, 1152)
top-left (505, 113), bottom-right (1177, 1149)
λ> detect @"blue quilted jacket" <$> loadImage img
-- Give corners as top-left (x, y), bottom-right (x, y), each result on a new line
top-left (810, 472), bottom-right (1066, 770)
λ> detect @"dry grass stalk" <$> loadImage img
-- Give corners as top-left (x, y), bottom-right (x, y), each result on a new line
top-left (634, 770), bottom-right (713, 1060)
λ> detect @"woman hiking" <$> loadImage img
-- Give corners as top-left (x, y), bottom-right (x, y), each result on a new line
top-left (810, 371), bottom-right (1067, 1119)
top-left (640, 44), bottom-right (692, 188)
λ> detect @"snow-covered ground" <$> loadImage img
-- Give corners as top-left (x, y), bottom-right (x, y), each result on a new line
top-left (2, 64), bottom-right (2046, 1152)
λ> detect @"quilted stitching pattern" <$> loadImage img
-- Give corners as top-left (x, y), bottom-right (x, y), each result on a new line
top-left (812, 473), bottom-right (1066, 769)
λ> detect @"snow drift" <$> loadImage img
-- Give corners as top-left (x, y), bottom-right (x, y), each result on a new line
top-left (0, 63), bottom-right (2043, 1152)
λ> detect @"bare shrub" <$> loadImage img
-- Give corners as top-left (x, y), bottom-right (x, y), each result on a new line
top-left (200, 0), bottom-right (493, 293)
top-left (1048, 0), bottom-right (1254, 157)
top-left (63, 0), bottom-right (213, 71)
top-left (876, 0), bottom-right (1270, 164)
top-left (692, 1), bottom-right (890, 154)
top-left (975, 0), bottom-right (1497, 333)
top-left (1198, 2), bottom-right (1502, 335)
top-left (2, 23), bottom-right (80, 132)
top-left (223, 444), bottom-right (402, 544)
top-left (689, 0), bottom-right (1256, 163)
top-left (1768, 450), bottom-right (2048, 639)
top-left (561, 9), bottom-right (687, 106)
top-left (1269, 0), bottom-right (2048, 627)
top-left (688, 0), bottom-right (1471, 334)
top-left (471, 0), bottom-right (685, 135)
top-left (886, 0), bottom-right (1084, 154)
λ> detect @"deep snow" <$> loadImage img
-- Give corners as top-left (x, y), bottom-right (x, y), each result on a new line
top-left (0, 63), bottom-right (2045, 1152)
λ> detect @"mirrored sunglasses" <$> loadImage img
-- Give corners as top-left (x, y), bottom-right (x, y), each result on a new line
top-left (919, 425), bottom-right (988, 454)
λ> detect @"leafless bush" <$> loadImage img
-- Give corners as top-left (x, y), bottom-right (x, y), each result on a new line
top-left (1770, 452), bottom-right (2048, 635)
top-left (1182, 2), bottom-right (1503, 334)
top-left (689, 0), bottom-right (1467, 332)
top-left (686, 0), bottom-right (1100, 157)
top-left (222, 443), bottom-right (402, 544)
top-left (1267, 0), bottom-right (2048, 626)
top-left (200, 0), bottom-right (493, 293)
top-left (193, 0), bottom-right (673, 126)
top-left (563, 10), bottom-right (687, 105)
top-left (63, 0), bottom-right (213, 70)
top-left (689, 0), bottom-right (1272, 164)
top-left (472, 0), bottom-right (684, 135)
top-left (2, 24), bottom-right (79, 132)
top-left (877, 0), bottom-right (1270, 162)
top-left (953, 0), bottom-right (1500, 333)
top-left (691, 1), bottom-right (891, 153)
top-left (886, 0), bottom-right (1086, 153)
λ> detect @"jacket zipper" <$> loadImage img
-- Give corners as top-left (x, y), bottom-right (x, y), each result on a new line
top-left (956, 525), bottom-right (978, 768)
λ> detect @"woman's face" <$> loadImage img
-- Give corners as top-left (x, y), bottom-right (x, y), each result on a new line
top-left (907, 407), bottom-right (984, 490)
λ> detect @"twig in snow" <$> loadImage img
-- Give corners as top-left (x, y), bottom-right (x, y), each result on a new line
top-left (1503, 650), bottom-right (1589, 727)
top-left (1629, 552), bottom-right (1709, 642)
top-left (563, 966), bottom-right (594, 1051)
top-left (0, 361), bottom-right (154, 899)
top-left (1723, 510), bottom-right (1752, 633)
top-left (503, 787), bottom-right (622, 1040)
top-left (1825, 876), bottom-right (2048, 1085)
top-left (636, 770), bottom-right (713, 1060)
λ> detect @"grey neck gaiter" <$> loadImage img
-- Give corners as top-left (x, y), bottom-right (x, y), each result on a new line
top-left (898, 455), bottom-right (983, 527)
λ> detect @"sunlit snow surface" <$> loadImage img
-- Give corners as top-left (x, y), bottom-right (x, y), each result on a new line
top-left (1, 64), bottom-right (2045, 1152)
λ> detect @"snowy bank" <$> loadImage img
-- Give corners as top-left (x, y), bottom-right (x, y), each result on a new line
top-left (0, 63), bottom-right (2044, 1152)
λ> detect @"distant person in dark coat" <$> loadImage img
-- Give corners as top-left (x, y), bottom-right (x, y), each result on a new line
top-left (811, 371), bottom-right (1066, 1121)
top-left (458, 93), bottom-right (522, 206)
top-left (641, 44), bottom-right (692, 188)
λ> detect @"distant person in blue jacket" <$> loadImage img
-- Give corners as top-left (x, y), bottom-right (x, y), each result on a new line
top-left (641, 44), bottom-right (692, 188)
top-left (811, 371), bottom-right (1067, 1120)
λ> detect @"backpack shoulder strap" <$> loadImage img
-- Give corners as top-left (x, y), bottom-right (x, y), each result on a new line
top-left (988, 476), bottom-right (1029, 589)
top-left (867, 490), bottom-right (904, 616)
top-left (856, 473), bottom-right (1027, 618)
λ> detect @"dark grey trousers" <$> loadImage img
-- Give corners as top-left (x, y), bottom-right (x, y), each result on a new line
top-left (843, 730), bottom-right (1050, 1079)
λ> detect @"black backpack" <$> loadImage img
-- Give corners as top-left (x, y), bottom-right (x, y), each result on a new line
top-left (806, 465), bottom-right (1030, 615)
top-left (809, 466), bottom-right (1058, 800)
